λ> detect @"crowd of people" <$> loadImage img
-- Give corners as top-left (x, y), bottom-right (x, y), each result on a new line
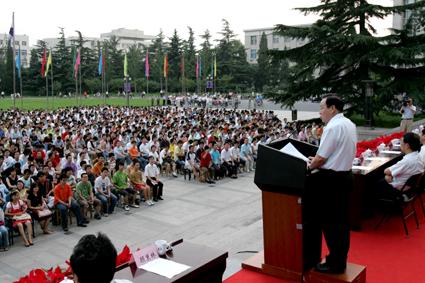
top-left (0, 105), bottom-right (325, 251)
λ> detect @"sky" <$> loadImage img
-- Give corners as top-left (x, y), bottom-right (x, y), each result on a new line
top-left (0, 0), bottom-right (394, 46)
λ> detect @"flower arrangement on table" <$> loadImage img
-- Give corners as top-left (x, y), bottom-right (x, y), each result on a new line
top-left (14, 245), bottom-right (132, 283)
top-left (356, 132), bottom-right (404, 158)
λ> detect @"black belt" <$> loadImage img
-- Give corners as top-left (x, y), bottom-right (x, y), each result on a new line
top-left (402, 118), bottom-right (413, 120)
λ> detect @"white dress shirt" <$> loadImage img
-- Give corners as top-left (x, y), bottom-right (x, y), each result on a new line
top-left (389, 151), bottom-right (423, 189)
top-left (317, 113), bottom-right (357, 171)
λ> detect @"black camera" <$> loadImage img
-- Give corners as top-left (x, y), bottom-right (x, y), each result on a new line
top-left (402, 97), bottom-right (410, 107)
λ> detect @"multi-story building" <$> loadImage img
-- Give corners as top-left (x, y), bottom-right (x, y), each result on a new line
top-left (393, 0), bottom-right (422, 31)
top-left (43, 36), bottom-right (101, 50)
top-left (42, 28), bottom-right (155, 51)
top-left (243, 26), bottom-right (309, 63)
top-left (0, 33), bottom-right (30, 68)
top-left (100, 28), bottom-right (155, 51)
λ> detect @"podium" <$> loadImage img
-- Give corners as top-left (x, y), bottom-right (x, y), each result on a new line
top-left (242, 138), bottom-right (366, 283)
top-left (242, 138), bottom-right (322, 281)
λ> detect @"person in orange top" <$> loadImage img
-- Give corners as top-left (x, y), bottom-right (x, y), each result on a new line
top-left (91, 155), bottom-right (105, 177)
top-left (128, 140), bottom-right (145, 168)
top-left (54, 174), bottom-right (87, 232)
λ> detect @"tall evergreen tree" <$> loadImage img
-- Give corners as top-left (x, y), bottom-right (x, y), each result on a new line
top-left (52, 28), bottom-right (72, 94)
top-left (168, 29), bottom-right (182, 91)
top-left (150, 30), bottom-right (167, 87)
top-left (183, 27), bottom-right (197, 82)
top-left (255, 32), bottom-right (269, 91)
top-left (269, 0), bottom-right (425, 118)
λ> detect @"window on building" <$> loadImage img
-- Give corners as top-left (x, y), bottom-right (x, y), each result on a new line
top-left (250, 36), bottom-right (257, 45)
top-left (250, 49), bottom-right (257, 60)
top-left (0, 40), bottom-right (3, 45)
top-left (22, 41), bottom-right (27, 46)
top-left (15, 41), bottom-right (19, 46)
top-left (22, 50), bottom-right (27, 56)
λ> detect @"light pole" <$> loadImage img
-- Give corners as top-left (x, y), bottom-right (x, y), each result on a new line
top-left (363, 80), bottom-right (374, 128)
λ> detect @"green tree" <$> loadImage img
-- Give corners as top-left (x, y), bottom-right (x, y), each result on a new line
top-left (25, 40), bottom-right (48, 96)
top-left (269, 0), bottom-right (425, 120)
top-left (255, 32), bottom-right (269, 91)
top-left (168, 29), bottom-right (182, 92)
top-left (183, 27), bottom-right (197, 87)
top-left (53, 28), bottom-right (72, 95)
top-left (150, 30), bottom-right (167, 89)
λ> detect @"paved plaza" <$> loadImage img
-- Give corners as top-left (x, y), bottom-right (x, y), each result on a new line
top-left (0, 172), bottom-right (263, 282)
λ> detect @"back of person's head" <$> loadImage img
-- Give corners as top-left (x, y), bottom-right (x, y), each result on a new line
top-left (324, 96), bottom-right (344, 112)
top-left (70, 233), bottom-right (117, 283)
top-left (403, 132), bottom-right (421, 152)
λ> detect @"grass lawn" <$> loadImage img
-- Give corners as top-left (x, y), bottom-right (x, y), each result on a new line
top-left (0, 96), bottom-right (165, 110)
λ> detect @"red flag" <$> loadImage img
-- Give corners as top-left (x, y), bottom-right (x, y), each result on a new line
top-left (145, 51), bottom-right (150, 78)
top-left (163, 54), bottom-right (168, 78)
top-left (74, 49), bottom-right (81, 79)
top-left (41, 48), bottom-right (47, 78)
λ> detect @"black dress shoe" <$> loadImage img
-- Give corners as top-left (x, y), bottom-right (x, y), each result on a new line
top-left (315, 262), bottom-right (346, 274)
top-left (63, 227), bottom-right (69, 232)
top-left (77, 223), bottom-right (87, 227)
top-left (158, 196), bottom-right (164, 200)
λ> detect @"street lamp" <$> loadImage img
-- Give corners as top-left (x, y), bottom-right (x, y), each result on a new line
top-left (363, 80), bottom-right (374, 128)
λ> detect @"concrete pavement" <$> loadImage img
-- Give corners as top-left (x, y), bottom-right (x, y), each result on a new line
top-left (0, 172), bottom-right (263, 282)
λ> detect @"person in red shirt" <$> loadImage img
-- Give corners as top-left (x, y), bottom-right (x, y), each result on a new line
top-left (54, 174), bottom-right (87, 232)
top-left (200, 146), bottom-right (215, 184)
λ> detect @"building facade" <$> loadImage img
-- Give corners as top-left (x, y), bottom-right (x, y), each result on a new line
top-left (0, 33), bottom-right (30, 68)
top-left (100, 28), bottom-right (155, 51)
top-left (243, 26), bottom-right (309, 64)
top-left (42, 28), bottom-right (155, 52)
top-left (393, 0), bottom-right (421, 31)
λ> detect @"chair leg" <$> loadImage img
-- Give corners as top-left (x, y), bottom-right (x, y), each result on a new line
top-left (399, 206), bottom-right (409, 236)
top-left (411, 203), bottom-right (420, 229)
top-left (374, 213), bottom-right (389, 230)
top-left (419, 195), bottom-right (425, 217)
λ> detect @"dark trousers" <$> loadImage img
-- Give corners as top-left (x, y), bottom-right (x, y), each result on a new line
top-left (146, 178), bottom-right (163, 200)
top-left (304, 169), bottom-right (352, 269)
top-left (222, 161), bottom-right (237, 176)
top-left (57, 200), bottom-right (84, 228)
top-left (374, 178), bottom-right (398, 200)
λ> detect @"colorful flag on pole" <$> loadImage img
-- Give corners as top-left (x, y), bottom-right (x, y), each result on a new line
top-left (8, 13), bottom-right (14, 45)
top-left (124, 53), bottom-right (128, 77)
top-left (145, 51), bottom-right (150, 78)
top-left (180, 55), bottom-right (185, 76)
top-left (163, 54), bottom-right (168, 78)
top-left (196, 55), bottom-right (199, 80)
top-left (45, 50), bottom-right (52, 77)
top-left (41, 48), bottom-right (47, 78)
top-left (16, 46), bottom-right (21, 78)
top-left (74, 49), bottom-right (80, 79)
top-left (199, 56), bottom-right (202, 79)
top-left (98, 49), bottom-right (103, 76)
top-left (214, 55), bottom-right (217, 78)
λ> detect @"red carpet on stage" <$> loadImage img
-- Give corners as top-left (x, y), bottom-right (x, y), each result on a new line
top-left (225, 208), bottom-right (425, 283)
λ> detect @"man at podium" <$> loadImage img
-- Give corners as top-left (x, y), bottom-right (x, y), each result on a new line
top-left (308, 96), bottom-right (357, 274)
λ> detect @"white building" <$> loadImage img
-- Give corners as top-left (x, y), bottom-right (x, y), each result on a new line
top-left (43, 36), bottom-right (101, 50)
top-left (243, 26), bottom-right (309, 63)
top-left (42, 28), bottom-right (155, 51)
top-left (100, 28), bottom-right (155, 51)
top-left (0, 33), bottom-right (30, 68)
top-left (393, 0), bottom-right (422, 31)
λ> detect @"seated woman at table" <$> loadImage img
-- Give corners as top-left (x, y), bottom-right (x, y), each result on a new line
top-left (4, 190), bottom-right (34, 247)
top-left (27, 183), bottom-right (53, 234)
top-left (375, 132), bottom-right (423, 199)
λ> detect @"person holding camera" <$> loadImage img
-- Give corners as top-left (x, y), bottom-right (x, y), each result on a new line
top-left (400, 97), bottom-right (416, 133)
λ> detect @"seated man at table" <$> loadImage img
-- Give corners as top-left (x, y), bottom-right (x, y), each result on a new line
top-left (70, 232), bottom-right (118, 283)
top-left (375, 132), bottom-right (423, 199)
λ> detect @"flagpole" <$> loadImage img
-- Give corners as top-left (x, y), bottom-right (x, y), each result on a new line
top-left (19, 65), bottom-right (23, 109)
top-left (51, 54), bottom-right (54, 109)
top-left (11, 12), bottom-right (16, 108)
top-left (79, 60), bottom-right (82, 106)
top-left (46, 75), bottom-right (49, 107)
top-left (146, 77), bottom-right (149, 96)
